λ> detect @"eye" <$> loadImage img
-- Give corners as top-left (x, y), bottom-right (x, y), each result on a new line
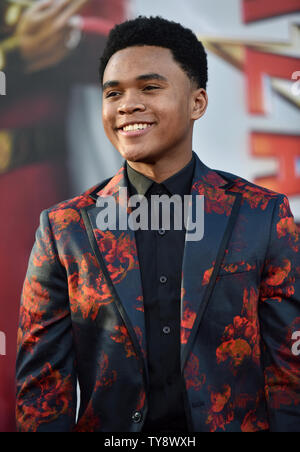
top-left (105, 91), bottom-right (121, 98)
top-left (143, 85), bottom-right (160, 91)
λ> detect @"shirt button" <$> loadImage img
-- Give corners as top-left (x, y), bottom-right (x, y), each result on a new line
top-left (159, 275), bottom-right (168, 284)
top-left (163, 325), bottom-right (171, 334)
top-left (132, 411), bottom-right (142, 423)
top-left (158, 228), bottom-right (166, 236)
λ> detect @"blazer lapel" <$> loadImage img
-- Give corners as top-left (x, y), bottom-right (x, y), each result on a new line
top-left (81, 165), bottom-right (149, 387)
top-left (180, 154), bottom-right (242, 372)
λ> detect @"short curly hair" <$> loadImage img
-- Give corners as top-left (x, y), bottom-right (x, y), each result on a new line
top-left (99, 16), bottom-right (208, 90)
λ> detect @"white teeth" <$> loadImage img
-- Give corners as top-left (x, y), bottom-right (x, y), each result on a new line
top-left (122, 123), bottom-right (151, 131)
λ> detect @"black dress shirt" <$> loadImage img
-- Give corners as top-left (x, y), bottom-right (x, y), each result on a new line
top-left (126, 154), bottom-right (195, 432)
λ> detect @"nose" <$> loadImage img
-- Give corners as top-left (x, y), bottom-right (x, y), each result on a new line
top-left (117, 91), bottom-right (146, 115)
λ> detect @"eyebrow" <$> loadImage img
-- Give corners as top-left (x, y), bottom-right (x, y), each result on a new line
top-left (102, 73), bottom-right (168, 91)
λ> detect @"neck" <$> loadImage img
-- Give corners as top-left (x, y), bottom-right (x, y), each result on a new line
top-left (126, 149), bottom-right (193, 183)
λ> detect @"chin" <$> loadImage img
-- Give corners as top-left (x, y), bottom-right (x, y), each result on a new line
top-left (119, 147), bottom-right (157, 163)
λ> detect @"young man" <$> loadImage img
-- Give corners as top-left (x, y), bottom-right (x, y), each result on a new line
top-left (16, 16), bottom-right (300, 432)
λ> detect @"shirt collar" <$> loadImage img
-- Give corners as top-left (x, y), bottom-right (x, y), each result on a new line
top-left (126, 154), bottom-right (195, 197)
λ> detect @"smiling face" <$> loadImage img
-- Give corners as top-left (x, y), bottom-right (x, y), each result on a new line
top-left (102, 45), bottom-right (208, 168)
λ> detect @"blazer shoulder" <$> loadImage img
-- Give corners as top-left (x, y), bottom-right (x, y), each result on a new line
top-left (215, 168), bottom-right (285, 200)
top-left (45, 177), bottom-right (113, 216)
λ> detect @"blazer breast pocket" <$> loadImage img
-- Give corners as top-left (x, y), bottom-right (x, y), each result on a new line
top-left (217, 260), bottom-right (257, 277)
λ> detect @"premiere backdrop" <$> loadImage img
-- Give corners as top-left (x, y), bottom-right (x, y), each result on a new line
top-left (0, 0), bottom-right (299, 432)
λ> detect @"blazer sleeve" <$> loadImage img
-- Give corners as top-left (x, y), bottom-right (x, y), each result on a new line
top-left (259, 194), bottom-right (300, 432)
top-left (16, 210), bottom-right (77, 432)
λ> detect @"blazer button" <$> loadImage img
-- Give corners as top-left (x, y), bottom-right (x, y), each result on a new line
top-left (163, 325), bottom-right (171, 335)
top-left (132, 411), bottom-right (142, 423)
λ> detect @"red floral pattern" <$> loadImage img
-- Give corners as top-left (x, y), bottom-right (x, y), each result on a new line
top-left (260, 258), bottom-right (295, 303)
top-left (241, 408), bottom-right (269, 432)
top-left (181, 303), bottom-right (197, 345)
top-left (135, 295), bottom-right (144, 312)
top-left (50, 208), bottom-right (81, 240)
top-left (216, 288), bottom-right (260, 373)
top-left (95, 352), bottom-right (117, 389)
top-left (206, 385), bottom-right (234, 432)
top-left (95, 230), bottom-right (138, 284)
top-left (277, 217), bottom-right (299, 252)
top-left (16, 363), bottom-right (73, 432)
top-left (184, 354), bottom-right (206, 391)
top-left (17, 276), bottom-right (51, 353)
top-left (202, 260), bottom-right (257, 285)
top-left (232, 181), bottom-right (278, 210)
top-left (110, 325), bottom-right (136, 358)
top-left (136, 388), bottom-right (146, 411)
top-left (68, 253), bottom-right (113, 320)
top-left (192, 180), bottom-right (234, 216)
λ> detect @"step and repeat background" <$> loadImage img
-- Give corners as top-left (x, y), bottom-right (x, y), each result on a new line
top-left (0, 0), bottom-right (299, 432)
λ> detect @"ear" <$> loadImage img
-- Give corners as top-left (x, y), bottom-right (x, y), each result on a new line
top-left (190, 88), bottom-right (208, 120)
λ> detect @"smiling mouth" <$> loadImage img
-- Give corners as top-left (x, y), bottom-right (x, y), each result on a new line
top-left (117, 123), bottom-right (155, 137)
